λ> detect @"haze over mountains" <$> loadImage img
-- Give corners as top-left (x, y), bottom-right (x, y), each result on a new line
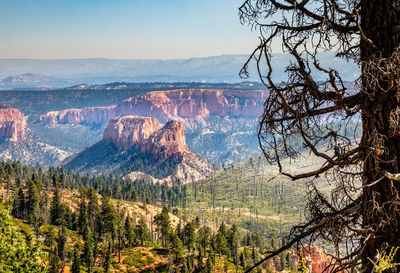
top-left (0, 52), bottom-right (359, 90)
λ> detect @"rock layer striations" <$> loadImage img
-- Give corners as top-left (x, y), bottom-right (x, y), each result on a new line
top-left (0, 103), bottom-right (26, 142)
top-left (65, 115), bottom-right (213, 184)
top-left (40, 89), bottom-right (266, 127)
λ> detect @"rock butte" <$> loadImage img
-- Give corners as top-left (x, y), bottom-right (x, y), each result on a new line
top-left (40, 89), bottom-right (267, 127)
top-left (101, 115), bottom-right (213, 184)
top-left (103, 116), bottom-right (162, 150)
top-left (0, 103), bottom-right (26, 142)
top-left (103, 115), bottom-right (188, 160)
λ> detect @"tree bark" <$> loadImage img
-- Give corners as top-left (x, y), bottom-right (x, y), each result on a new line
top-left (361, 0), bottom-right (400, 271)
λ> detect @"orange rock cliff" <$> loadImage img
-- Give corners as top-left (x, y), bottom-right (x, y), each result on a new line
top-left (0, 103), bottom-right (26, 142)
top-left (40, 89), bottom-right (267, 126)
top-left (290, 245), bottom-right (345, 273)
top-left (103, 115), bottom-right (189, 159)
top-left (103, 116), bottom-right (161, 150)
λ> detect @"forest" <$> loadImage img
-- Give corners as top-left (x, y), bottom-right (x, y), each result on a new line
top-left (0, 160), bottom-right (298, 273)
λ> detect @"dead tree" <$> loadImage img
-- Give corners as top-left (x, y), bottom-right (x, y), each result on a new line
top-left (239, 0), bottom-right (400, 272)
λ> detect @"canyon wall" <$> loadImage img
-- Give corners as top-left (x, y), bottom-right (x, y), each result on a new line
top-left (0, 103), bottom-right (26, 142)
top-left (141, 121), bottom-right (188, 159)
top-left (103, 116), bottom-right (161, 150)
top-left (40, 89), bottom-right (266, 127)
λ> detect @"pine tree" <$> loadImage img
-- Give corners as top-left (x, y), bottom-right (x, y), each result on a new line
top-left (50, 187), bottom-right (63, 226)
top-left (205, 255), bottom-right (213, 273)
top-left (298, 250), bottom-right (308, 273)
top-left (57, 226), bottom-right (67, 262)
top-left (15, 186), bottom-right (25, 219)
top-left (183, 221), bottom-right (196, 253)
top-left (103, 243), bottom-right (112, 273)
top-left (49, 245), bottom-right (61, 273)
top-left (71, 244), bottom-right (81, 273)
top-left (153, 207), bottom-right (171, 248)
top-left (124, 215), bottom-right (135, 246)
top-left (229, 224), bottom-right (240, 268)
top-left (170, 233), bottom-right (184, 262)
top-left (27, 180), bottom-right (39, 225)
top-left (87, 188), bottom-right (99, 233)
top-left (77, 189), bottom-right (88, 235)
top-left (83, 226), bottom-right (94, 273)
top-left (135, 217), bottom-right (150, 246)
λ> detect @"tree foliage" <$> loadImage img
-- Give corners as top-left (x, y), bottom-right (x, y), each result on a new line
top-left (0, 201), bottom-right (47, 273)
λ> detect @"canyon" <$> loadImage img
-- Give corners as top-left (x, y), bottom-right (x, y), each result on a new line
top-left (0, 103), bottom-right (26, 142)
top-left (40, 89), bottom-right (266, 127)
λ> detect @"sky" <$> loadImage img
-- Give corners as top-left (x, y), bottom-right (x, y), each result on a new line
top-left (0, 0), bottom-right (268, 59)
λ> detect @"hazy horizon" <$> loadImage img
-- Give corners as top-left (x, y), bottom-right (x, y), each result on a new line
top-left (0, 0), bottom-right (275, 59)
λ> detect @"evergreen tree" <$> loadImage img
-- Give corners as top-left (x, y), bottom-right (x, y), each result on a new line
top-left (183, 221), bottom-right (196, 253)
top-left (170, 233), bottom-right (184, 262)
top-left (87, 188), bottom-right (99, 233)
top-left (216, 232), bottom-right (229, 257)
top-left (153, 207), bottom-right (171, 248)
top-left (298, 250), bottom-right (308, 273)
top-left (77, 189), bottom-right (88, 235)
top-left (197, 226), bottom-right (212, 254)
top-left (57, 226), bottom-right (67, 262)
top-left (135, 217), bottom-right (150, 246)
top-left (14, 187), bottom-right (25, 219)
top-left (229, 224), bottom-right (240, 267)
top-left (98, 195), bottom-right (119, 247)
top-left (103, 243), bottom-right (111, 273)
top-left (71, 244), bottom-right (81, 273)
top-left (124, 215), bottom-right (135, 246)
top-left (50, 187), bottom-right (63, 226)
top-left (27, 180), bottom-right (39, 225)
top-left (49, 245), bottom-right (61, 273)
top-left (205, 255), bottom-right (213, 273)
top-left (83, 226), bottom-right (94, 273)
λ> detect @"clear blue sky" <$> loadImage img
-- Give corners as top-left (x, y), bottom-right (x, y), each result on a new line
top-left (0, 0), bottom-right (270, 59)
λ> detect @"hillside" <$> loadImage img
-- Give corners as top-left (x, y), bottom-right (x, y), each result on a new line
top-left (182, 149), bottom-right (334, 238)
top-left (0, 160), bottom-right (319, 273)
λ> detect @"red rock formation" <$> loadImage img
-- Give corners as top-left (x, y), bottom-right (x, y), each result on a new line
top-left (103, 116), bottom-right (161, 150)
top-left (290, 245), bottom-right (347, 273)
top-left (40, 89), bottom-right (267, 126)
top-left (0, 103), bottom-right (26, 141)
top-left (41, 106), bottom-right (117, 126)
top-left (101, 115), bottom-right (213, 184)
top-left (141, 121), bottom-right (188, 159)
top-left (102, 116), bottom-right (188, 158)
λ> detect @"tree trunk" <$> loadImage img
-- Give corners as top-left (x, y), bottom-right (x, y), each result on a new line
top-left (360, 0), bottom-right (400, 271)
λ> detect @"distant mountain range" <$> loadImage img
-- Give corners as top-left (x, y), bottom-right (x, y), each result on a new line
top-left (0, 53), bottom-right (359, 90)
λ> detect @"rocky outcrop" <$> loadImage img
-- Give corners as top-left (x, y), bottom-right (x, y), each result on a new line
top-left (40, 89), bottom-right (266, 127)
top-left (65, 115), bottom-right (214, 184)
top-left (103, 116), bottom-right (161, 150)
top-left (141, 121), bottom-right (188, 159)
top-left (102, 116), bottom-right (187, 159)
top-left (290, 245), bottom-right (343, 273)
top-left (42, 106), bottom-right (117, 126)
top-left (0, 103), bottom-right (26, 141)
